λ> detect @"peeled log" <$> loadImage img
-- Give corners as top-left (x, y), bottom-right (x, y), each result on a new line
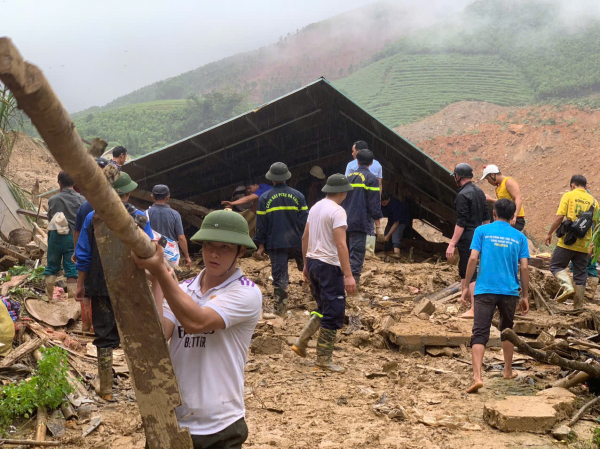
top-left (502, 329), bottom-right (600, 378)
top-left (0, 37), bottom-right (154, 259)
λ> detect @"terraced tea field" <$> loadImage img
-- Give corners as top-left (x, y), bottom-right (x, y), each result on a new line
top-left (334, 54), bottom-right (534, 128)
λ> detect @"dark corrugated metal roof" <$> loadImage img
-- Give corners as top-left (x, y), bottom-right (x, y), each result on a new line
top-left (125, 78), bottom-right (457, 236)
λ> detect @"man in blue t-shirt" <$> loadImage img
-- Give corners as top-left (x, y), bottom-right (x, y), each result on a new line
top-left (463, 199), bottom-right (530, 394)
top-left (221, 182), bottom-right (272, 213)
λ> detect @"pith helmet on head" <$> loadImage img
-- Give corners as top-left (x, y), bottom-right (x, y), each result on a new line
top-left (190, 210), bottom-right (256, 250)
top-left (265, 162), bottom-right (291, 182)
top-left (310, 165), bottom-right (326, 180)
top-left (322, 173), bottom-right (353, 193)
top-left (481, 164), bottom-right (500, 180)
top-left (451, 163), bottom-right (474, 179)
top-left (112, 172), bottom-right (138, 194)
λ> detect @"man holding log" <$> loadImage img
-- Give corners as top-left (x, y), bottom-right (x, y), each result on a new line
top-left (133, 210), bottom-right (262, 448)
top-left (74, 172), bottom-right (153, 400)
top-left (463, 199), bottom-right (530, 393)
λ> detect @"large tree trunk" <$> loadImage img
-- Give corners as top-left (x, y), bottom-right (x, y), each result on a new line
top-left (0, 37), bottom-right (154, 258)
top-left (0, 38), bottom-right (192, 448)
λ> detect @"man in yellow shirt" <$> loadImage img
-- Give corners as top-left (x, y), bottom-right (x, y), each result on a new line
top-left (481, 165), bottom-right (525, 232)
top-left (545, 175), bottom-right (598, 308)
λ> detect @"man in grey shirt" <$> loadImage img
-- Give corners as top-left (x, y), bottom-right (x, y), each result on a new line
top-left (147, 184), bottom-right (191, 267)
top-left (44, 171), bottom-right (86, 299)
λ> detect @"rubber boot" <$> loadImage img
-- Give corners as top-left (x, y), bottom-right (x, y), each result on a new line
top-left (315, 328), bottom-right (345, 373)
top-left (554, 269), bottom-right (575, 303)
top-left (573, 285), bottom-right (586, 310)
top-left (291, 314), bottom-right (322, 357)
top-left (96, 347), bottom-right (114, 400)
top-left (66, 279), bottom-right (77, 300)
top-left (44, 275), bottom-right (57, 300)
top-left (273, 287), bottom-right (288, 316)
top-left (586, 277), bottom-right (599, 301)
top-left (352, 274), bottom-right (366, 301)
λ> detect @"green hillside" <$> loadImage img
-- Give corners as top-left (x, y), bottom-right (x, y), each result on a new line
top-left (334, 0), bottom-right (600, 127)
top-left (73, 93), bottom-right (248, 156)
top-left (335, 54), bottom-right (534, 127)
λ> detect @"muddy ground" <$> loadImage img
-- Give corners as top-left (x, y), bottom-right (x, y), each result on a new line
top-left (8, 256), bottom-right (600, 449)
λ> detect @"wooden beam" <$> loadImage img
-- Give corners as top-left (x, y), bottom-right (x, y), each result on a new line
top-left (0, 244), bottom-right (29, 263)
top-left (94, 219), bottom-right (192, 449)
top-left (17, 208), bottom-right (48, 221)
top-left (130, 189), bottom-right (210, 218)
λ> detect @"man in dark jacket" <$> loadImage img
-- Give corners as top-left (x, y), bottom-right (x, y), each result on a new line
top-left (446, 163), bottom-right (490, 319)
top-left (75, 172), bottom-right (153, 400)
top-left (381, 192), bottom-right (410, 255)
top-left (255, 162), bottom-right (308, 316)
top-left (341, 149), bottom-right (383, 290)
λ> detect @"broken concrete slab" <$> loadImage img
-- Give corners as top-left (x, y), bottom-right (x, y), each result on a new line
top-left (483, 387), bottom-right (576, 433)
top-left (551, 424), bottom-right (573, 441)
top-left (512, 313), bottom-right (589, 337)
top-left (388, 317), bottom-right (500, 353)
top-left (413, 298), bottom-right (435, 317)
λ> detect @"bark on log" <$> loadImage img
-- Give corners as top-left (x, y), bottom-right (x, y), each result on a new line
top-left (0, 439), bottom-right (59, 447)
top-left (0, 38), bottom-right (154, 259)
top-left (423, 282), bottom-right (461, 302)
top-left (0, 337), bottom-right (43, 367)
top-left (502, 329), bottom-right (600, 378)
top-left (553, 371), bottom-right (590, 389)
top-left (34, 405), bottom-right (47, 448)
top-left (95, 220), bottom-right (192, 449)
top-left (568, 395), bottom-right (600, 427)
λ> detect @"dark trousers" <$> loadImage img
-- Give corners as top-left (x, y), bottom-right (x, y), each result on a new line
top-left (307, 258), bottom-right (346, 330)
top-left (457, 231), bottom-right (478, 282)
top-left (550, 246), bottom-right (589, 285)
top-left (146, 418), bottom-right (248, 449)
top-left (91, 296), bottom-right (120, 349)
top-left (347, 232), bottom-right (367, 277)
top-left (384, 222), bottom-right (406, 250)
top-left (268, 247), bottom-right (303, 290)
top-left (514, 217), bottom-right (526, 232)
top-left (471, 294), bottom-right (519, 347)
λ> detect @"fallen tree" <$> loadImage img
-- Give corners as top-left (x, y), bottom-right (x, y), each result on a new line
top-left (0, 37), bottom-right (192, 449)
top-left (502, 329), bottom-right (600, 378)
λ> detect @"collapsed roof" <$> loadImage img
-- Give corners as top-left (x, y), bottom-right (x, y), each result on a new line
top-left (125, 78), bottom-right (457, 236)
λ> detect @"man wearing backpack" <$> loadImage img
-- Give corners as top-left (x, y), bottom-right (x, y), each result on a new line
top-left (545, 175), bottom-right (598, 308)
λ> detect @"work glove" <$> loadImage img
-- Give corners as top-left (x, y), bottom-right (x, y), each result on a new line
top-left (375, 226), bottom-right (385, 243)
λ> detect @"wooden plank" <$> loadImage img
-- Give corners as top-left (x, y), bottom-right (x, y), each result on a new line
top-left (17, 208), bottom-right (48, 221)
top-left (0, 245), bottom-right (28, 263)
top-left (130, 189), bottom-right (210, 218)
top-left (94, 219), bottom-right (192, 449)
top-left (0, 337), bottom-right (44, 367)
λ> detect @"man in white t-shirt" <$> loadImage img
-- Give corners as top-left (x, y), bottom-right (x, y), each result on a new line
top-left (344, 140), bottom-right (383, 192)
top-left (133, 210), bottom-right (262, 448)
top-left (292, 174), bottom-right (356, 373)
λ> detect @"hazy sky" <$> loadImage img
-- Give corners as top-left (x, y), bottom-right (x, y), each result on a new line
top-left (3, 0), bottom-right (379, 112)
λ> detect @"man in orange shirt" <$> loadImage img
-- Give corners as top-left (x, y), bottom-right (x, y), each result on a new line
top-left (481, 165), bottom-right (525, 232)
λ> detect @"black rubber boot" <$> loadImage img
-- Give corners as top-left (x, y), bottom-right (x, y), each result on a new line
top-left (315, 328), bottom-right (345, 373)
top-left (273, 287), bottom-right (289, 316)
top-left (96, 347), bottom-right (114, 400)
top-left (292, 314), bottom-right (322, 357)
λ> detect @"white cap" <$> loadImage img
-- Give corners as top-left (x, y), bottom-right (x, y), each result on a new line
top-left (310, 165), bottom-right (326, 180)
top-left (481, 164), bottom-right (500, 180)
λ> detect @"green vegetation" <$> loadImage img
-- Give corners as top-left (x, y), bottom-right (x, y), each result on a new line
top-left (0, 346), bottom-right (74, 435)
top-left (73, 91), bottom-right (250, 156)
top-left (335, 54), bottom-right (533, 127)
top-left (0, 86), bottom-right (23, 174)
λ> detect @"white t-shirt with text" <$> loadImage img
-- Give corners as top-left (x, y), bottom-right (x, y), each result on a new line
top-left (306, 198), bottom-right (348, 266)
top-left (164, 268), bottom-right (262, 435)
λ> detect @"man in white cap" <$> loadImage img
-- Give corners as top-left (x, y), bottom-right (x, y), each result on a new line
top-left (481, 165), bottom-right (526, 232)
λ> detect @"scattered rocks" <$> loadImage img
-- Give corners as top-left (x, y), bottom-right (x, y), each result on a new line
top-left (251, 336), bottom-right (283, 355)
top-left (551, 424), bottom-right (573, 441)
top-left (413, 298), bottom-right (435, 317)
top-left (382, 361), bottom-right (398, 372)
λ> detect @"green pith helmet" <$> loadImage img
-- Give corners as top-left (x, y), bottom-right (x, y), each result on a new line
top-left (191, 210), bottom-right (257, 249)
top-left (112, 172), bottom-right (138, 194)
top-left (265, 162), bottom-right (291, 182)
top-left (322, 173), bottom-right (353, 193)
